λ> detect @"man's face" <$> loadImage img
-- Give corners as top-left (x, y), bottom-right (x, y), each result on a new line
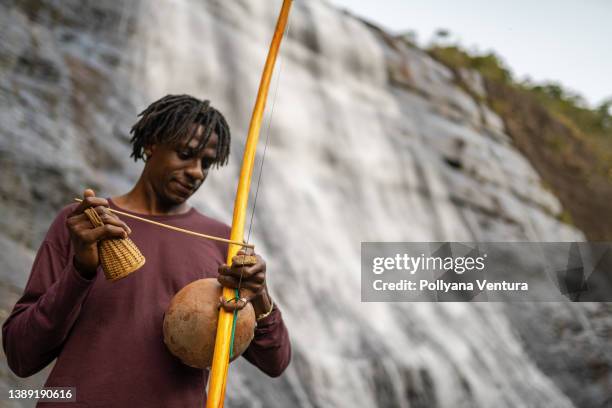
top-left (145, 125), bottom-right (219, 205)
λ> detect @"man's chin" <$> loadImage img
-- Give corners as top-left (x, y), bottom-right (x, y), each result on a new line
top-left (170, 193), bottom-right (191, 204)
top-left (162, 190), bottom-right (192, 206)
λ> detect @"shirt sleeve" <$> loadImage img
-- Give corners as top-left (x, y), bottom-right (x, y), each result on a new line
top-left (2, 208), bottom-right (95, 378)
top-left (241, 304), bottom-right (291, 377)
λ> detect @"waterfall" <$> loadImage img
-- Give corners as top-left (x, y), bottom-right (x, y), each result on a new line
top-left (128, 1), bottom-right (579, 406)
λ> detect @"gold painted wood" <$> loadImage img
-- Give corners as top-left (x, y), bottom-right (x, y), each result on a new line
top-left (206, 1), bottom-right (293, 406)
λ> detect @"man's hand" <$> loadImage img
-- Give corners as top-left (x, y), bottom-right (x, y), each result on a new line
top-left (218, 248), bottom-right (272, 316)
top-left (66, 189), bottom-right (131, 279)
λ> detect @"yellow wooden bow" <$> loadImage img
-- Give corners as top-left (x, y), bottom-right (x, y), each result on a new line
top-left (206, 1), bottom-right (293, 406)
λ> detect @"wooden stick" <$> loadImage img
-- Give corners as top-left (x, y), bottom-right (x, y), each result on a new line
top-left (207, 1), bottom-right (292, 406)
top-left (73, 198), bottom-right (254, 249)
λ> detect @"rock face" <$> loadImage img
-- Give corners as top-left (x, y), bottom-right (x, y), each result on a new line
top-left (0, 1), bottom-right (608, 407)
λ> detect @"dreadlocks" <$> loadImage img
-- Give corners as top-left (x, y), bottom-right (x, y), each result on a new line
top-left (129, 95), bottom-right (231, 168)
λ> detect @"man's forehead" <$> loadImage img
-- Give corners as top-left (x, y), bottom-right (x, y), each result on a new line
top-left (180, 128), bottom-right (219, 149)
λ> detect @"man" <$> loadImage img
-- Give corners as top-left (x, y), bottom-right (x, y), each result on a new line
top-left (2, 94), bottom-right (291, 407)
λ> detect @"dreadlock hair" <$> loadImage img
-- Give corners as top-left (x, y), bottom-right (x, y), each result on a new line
top-left (129, 94), bottom-right (231, 168)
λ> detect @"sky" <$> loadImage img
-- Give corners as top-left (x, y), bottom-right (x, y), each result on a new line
top-left (329, 0), bottom-right (611, 108)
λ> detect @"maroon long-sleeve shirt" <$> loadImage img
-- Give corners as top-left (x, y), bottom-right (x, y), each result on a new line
top-left (2, 200), bottom-right (291, 407)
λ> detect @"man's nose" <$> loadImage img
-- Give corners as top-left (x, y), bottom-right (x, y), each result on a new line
top-left (185, 159), bottom-right (205, 181)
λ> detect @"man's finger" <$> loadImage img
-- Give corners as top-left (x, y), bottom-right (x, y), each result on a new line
top-left (72, 191), bottom-right (109, 216)
top-left (218, 274), bottom-right (263, 294)
top-left (237, 247), bottom-right (255, 256)
top-left (99, 215), bottom-right (131, 234)
top-left (66, 213), bottom-right (89, 228)
top-left (250, 271), bottom-right (265, 284)
top-left (94, 207), bottom-right (131, 233)
top-left (229, 265), bottom-right (253, 279)
top-left (68, 212), bottom-right (130, 236)
top-left (217, 275), bottom-right (240, 289)
top-left (86, 224), bottom-right (128, 242)
top-left (240, 281), bottom-right (263, 293)
top-left (219, 263), bottom-right (251, 278)
top-left (218, 264), bottom-right (231, 275)
top-left (218, 296), bottom-right (251, 312)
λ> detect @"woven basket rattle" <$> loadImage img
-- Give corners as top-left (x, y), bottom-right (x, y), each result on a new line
top-left (84, 208), bottom-right (145, 282)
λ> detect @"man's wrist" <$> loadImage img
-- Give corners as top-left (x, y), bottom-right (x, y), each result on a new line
top-left (251, 288), bottom-right (273, 318)
top-left (73, 256), bottom-right (97, 280)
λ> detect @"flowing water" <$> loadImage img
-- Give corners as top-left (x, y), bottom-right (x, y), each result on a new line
top-left (128, 1), bottom-right (581, 406)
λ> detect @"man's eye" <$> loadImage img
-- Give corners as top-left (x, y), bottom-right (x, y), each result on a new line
top-left (177, 151), bottom-right (192, 160)
top-left (202, 159), bottom-right (214, 170)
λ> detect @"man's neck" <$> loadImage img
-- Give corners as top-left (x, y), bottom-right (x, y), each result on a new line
top-left (113, 178), bottom-right (191, 216)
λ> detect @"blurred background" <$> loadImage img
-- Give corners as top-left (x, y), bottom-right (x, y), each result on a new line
top-left (1, 0), bottom-right (611, 407)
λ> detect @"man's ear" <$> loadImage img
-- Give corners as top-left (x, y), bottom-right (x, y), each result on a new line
top-left (144, 144), bottom-right (157, 159)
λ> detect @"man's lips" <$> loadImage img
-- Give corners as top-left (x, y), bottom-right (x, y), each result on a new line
top-left (173, 180), bottom-right (196, 194)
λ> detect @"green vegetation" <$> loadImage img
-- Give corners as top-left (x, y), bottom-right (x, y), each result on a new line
top-left (427, 42), bottom-right (612, 174)
top-left (428, 45), bottom-right (513, 85)
top-left (528, 84), bottom-right (611, 135)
